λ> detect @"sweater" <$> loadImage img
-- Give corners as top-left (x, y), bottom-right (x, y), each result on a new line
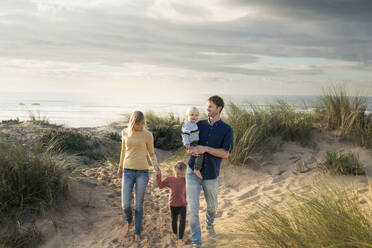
top-left (156, 175), bottom-right (187, 207)
top-left (181, 121), bottom-right (199, 147)
top-left (119, 128), bottom-right (157, 170)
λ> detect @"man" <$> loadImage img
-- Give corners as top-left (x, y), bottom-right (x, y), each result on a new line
top-left (186, 95), bottom-right (234, 248)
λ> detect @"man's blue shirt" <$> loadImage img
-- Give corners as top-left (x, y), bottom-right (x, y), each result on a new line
top-left (188, 119), bottom-right (234, 180)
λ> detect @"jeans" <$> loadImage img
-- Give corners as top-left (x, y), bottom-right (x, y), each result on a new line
top-left (186, 167), bottom-right (219, 245)
top-left (121, 168), bottom-right (149, 235)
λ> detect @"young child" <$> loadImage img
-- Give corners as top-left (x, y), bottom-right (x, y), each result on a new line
top-left (156, 162), bottom-right (187, 246)
top-left (181, 107), bottom-right (203, 179)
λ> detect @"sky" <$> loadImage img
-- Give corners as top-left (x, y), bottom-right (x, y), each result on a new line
top-left (1, 0), bottom-right (372, 96)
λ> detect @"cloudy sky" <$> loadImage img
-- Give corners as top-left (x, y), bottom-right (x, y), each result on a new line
top-left (1, 0), bottom-right (372, 96)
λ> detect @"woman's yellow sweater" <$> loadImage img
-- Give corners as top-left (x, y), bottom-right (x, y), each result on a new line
top-left (119, 128), bottom-right (157, 170)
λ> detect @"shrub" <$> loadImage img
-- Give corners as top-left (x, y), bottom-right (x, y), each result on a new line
top-left (324, 151), bottom-right (365, 175)
top-left (244, 180), bottom-right (372, 248)
top-left (145, 111), bottom-right (183, 150)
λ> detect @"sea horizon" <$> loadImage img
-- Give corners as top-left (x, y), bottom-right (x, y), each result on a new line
top-left (1, 91), bottom-right (371, 128)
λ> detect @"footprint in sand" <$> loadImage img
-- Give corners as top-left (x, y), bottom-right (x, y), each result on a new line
top-left (242, 195), bottom-right (261, 204)
top-left (238, 186), bottom-right (260, 200)
top-left (262, 185), bottom-right (274, 192)
top-left (357, 188), bottom-right (369, 194)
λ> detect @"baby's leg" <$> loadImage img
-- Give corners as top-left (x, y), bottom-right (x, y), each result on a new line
top-left (194, 154), bottom-right (203, 179)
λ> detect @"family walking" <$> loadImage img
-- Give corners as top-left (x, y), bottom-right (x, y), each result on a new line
top-left (117, 95), bottom-right (234, 247)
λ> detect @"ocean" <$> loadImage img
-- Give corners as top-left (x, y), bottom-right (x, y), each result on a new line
top-left (0, 92), bottom-right (371, 128)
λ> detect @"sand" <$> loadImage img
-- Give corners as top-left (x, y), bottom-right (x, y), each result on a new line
top-left (1, 123), bottom-right (371, 247)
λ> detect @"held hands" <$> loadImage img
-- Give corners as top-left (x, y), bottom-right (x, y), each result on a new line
top-left (154, 164), bottom-right (161, 174)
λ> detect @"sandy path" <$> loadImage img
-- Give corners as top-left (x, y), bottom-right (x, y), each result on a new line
top-left (36, 132), bottom-right (371, 248)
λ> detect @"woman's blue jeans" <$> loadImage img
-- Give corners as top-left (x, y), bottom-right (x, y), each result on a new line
top-left (121, 168), bottom-right (149, 235)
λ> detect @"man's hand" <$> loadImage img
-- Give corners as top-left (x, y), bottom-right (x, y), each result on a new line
top-left (194, 145), bottom-right (209, 154)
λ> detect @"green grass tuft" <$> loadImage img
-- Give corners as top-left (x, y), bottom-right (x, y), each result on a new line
top-left (324, 151), bottom-right (365, 175)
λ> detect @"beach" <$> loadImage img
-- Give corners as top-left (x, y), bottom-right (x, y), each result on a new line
top-left (1, 93), bottom-right (371, 247)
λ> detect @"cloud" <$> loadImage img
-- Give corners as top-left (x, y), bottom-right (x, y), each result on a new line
top-left (0, 0), bottom-right (371, 94)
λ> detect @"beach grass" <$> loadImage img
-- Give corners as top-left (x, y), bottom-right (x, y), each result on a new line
top-left (39, 129), bottom-right (104, 160)
top-left (244, 180), bottom-right (372, 248)
top-left (0, 219), bottom-right (41, 248)
top-left (315, 86), bottom-right (367, 136)
top-left (354, 113), bottom-right (372, 149)
top-left (0, 118), bottom-right (22, 125)
top-left (323, 151), bottom-right (365, 175)
top-left (226, 101), bottom-right (315, 165)
top-left (105, 132), bottom-right (121, 142)
top-left (0, 142), bottom-right (68, 214)
top-left (27, 110), bottom-right (62, 128)
top-left (145, 110), bottom-right (183, 150)
top-left (0, 141), bottom-right (69, 247)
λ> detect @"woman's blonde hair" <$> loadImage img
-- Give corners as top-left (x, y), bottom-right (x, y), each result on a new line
top-left (128, 111), bottom-right (145, 137)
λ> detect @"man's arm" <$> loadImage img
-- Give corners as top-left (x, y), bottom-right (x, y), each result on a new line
top-left (187, 127), bottom-right (233, 159)
top-left (198, 146), bottom-right (230, 158)
top-left (187, 145), bottom-right (229, 158)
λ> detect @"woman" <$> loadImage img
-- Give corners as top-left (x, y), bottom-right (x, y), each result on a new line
top-left (117, 111), bottom-right (159, 241)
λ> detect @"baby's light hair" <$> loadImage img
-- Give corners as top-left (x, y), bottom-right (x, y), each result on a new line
top-left (186, 106), bottom-right (199, 116)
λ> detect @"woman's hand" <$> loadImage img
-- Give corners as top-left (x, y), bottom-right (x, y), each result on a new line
top-left (117, 167), bottom-right (123, 180)
top-left (154, 164), bottom-right (160, 173)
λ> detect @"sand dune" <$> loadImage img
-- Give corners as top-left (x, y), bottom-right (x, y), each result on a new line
top-left (17, 129), bottom-right (370, 247)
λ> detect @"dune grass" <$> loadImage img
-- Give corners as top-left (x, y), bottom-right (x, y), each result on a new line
top-left (324, 151), bottom-right (365, 175)
top-left (0, 118), bottom-right (22, 125)
top-left (0, 220), bottom-right (41, 248)
top-left (354, 113), bottom-right (372, 149)
top-left (0, 142), bottom-right (68, 214)
top-left (145, 110), bottom-right (183, 150)
top-left (226, 101), bottom-right (315, 165)
top-left (105, 132), bottom-right (121, 142)
top-left (39, 129), bottom-right (104, 160)
top-left (0, 142), bottom-right (69, 247)
top-left (27, 111), bottom-right (62, 128)
top-left (244, 180), bottom-right (372, 248)
top-left (315, 86), bottom-right (367, 136)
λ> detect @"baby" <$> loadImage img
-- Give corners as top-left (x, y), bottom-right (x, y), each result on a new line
top-left (181, 107), bottom-right (203, 179)
top-left (156, 162), bottom-right (187, 246)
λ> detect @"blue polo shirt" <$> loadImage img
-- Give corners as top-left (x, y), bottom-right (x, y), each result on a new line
top-left (188, 119), bottom-right (234, 180)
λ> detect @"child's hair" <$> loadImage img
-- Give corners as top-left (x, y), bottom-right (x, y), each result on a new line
top-left (186, 106), bottom-right (199, 116)
top-left (174, 161), bottom-right (187, 171)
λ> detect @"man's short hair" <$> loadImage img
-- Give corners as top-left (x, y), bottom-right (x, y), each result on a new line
top-left (208, 95), bottom-right (224, 112)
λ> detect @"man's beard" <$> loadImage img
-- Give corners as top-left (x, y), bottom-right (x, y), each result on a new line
top-left (208, 112), bottom-right (216, 118)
